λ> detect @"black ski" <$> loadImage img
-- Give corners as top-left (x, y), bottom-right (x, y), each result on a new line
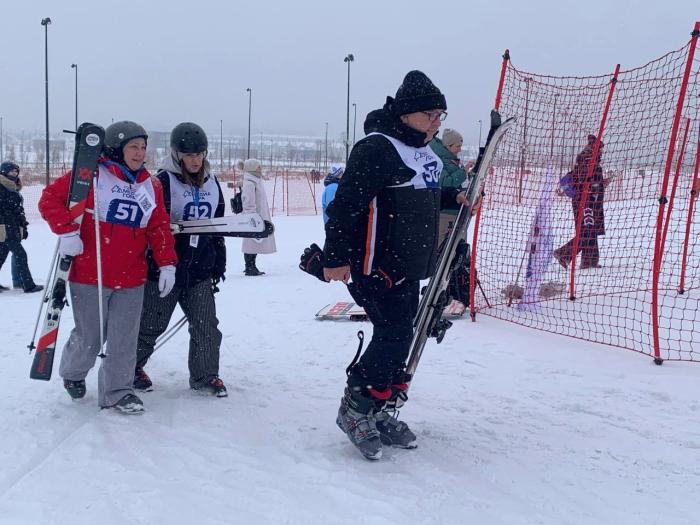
top-left (404, 110), bottom-right (515, 387)
top-left (29, 122), bottom-right (105, 381)
top-left (171, 213), bottom-right (274, 238)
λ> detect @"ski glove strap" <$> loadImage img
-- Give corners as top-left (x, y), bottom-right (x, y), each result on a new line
top-left (299, 243), bottom-right (326, 282)
top-left (58, 231), bottom-right (84, 257)
top-left (158, 265), bottom-right (177, 298)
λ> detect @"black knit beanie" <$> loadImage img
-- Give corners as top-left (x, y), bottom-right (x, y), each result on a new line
top-left (391, 70), bottom-right (447, 116)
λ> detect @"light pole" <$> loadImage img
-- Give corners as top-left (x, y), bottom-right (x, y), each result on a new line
top-left (71, 63), bottom-right (78, 131)
top-left (219, 119), bottom-right (223, 172)
top-left (352, 102), bottom-right (357, 146)
top-left (246, 88), bottom-right (252, 159)
top-left (478, 119), bottom-right (482, 147)
top-left (41, 17), bottom-right (51, 186)
top-left (343, 53), bottom-right (354, 162)
top-left (324, 122), bottom-right (328, 174)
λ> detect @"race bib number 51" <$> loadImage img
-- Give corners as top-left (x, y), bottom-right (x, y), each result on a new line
top-left (106, 199), bottom-right (144, 226)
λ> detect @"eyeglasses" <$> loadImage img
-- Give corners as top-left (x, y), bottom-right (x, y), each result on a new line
top-left (422, 111), bottom-right (448, 122)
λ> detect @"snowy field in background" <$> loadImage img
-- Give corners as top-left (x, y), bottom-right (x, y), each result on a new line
top-left (0, 216), bottom-right (699, 525)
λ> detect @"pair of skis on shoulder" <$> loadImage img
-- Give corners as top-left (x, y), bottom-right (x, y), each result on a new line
top-left (28, 123), bottom-right (274, 381)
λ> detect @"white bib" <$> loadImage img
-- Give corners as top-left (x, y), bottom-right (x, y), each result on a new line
top-left (96, 165), bottom-right (155, 228)
top-left (368, 133), bottom-right (443, 189)
top-left (167, 172), bottom-right (220, 222)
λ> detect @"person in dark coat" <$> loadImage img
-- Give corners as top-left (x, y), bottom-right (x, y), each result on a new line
top-left (555, 134), bottom-right (610, 269)
top-left (323, 70), bottom-right (468, 460)
top-left (134, 122), bottom-right (228, 398)
top-left (0, 161), bottom-right (43, 293)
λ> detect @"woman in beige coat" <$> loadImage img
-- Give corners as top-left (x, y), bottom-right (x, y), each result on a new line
top-left (240, 158), bottom-right (276, 275)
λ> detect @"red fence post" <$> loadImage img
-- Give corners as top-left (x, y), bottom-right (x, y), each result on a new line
top-left (651, 22), bottom-right (700, 364)
top-left (661, 117), bottom-right (691, 254)
top-left (678, 135), bottom-right (700, 294)
top-left (568, 64), bottom-right (620, 300)
top-left (470, 49), bottom-right (510, 320)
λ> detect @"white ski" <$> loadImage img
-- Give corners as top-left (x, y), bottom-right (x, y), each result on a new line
top-left (171, 213), bottom-right (274, 238)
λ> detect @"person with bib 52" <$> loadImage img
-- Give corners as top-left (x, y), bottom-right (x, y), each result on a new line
top-left (134, 122), bottom-right (228, 397)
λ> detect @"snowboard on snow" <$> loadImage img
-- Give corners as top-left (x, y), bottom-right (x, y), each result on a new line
top-left (315, 299), bottom-right (466, 321)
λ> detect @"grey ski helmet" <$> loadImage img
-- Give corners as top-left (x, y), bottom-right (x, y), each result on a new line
top-left (170, 122), bottom-right (208, 154)
top-left (104, 120), bottom-right (148, 161)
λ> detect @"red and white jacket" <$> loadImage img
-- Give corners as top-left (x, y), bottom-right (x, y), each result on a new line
top-left (39, 160), bottom-right (177, 289)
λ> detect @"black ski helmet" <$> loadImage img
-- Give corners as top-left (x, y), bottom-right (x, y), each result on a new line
top-left (0, 161), bottom-right (20, 175)
top-left (104, 120), bottom-right (148, 161)
top-left (170, 122), bottom-right (208, 154)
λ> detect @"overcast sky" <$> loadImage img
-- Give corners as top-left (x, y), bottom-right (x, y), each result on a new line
top-left (1, 0), bottom-right (698, 145)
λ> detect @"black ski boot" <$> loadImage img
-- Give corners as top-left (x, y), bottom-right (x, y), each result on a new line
top-left (103, 393), bottom-right (145, 414)
top-left (63, 379), bottom-right (86, 400)
top-left (336, 388), bottom-right (383, 460)
top-left (133, 367), bottom-right (153, 392)
top-left (244, 254), bottom-right (265, 276)
top-left (190, 375), bottom-right (228, 397)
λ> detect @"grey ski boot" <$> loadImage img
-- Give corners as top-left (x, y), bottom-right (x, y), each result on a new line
top-left (336, 388), bottom-right (383, 460)
top-left (374, 409), bottom-right (417, 449)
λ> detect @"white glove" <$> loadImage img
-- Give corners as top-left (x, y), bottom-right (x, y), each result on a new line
top-left (158, 265), bottom-right (176, 297)
top-left (58, 231), bottom-right (84, 257)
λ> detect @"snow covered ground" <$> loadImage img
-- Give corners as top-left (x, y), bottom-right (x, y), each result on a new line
top-left (1, 216), bottom-right (699, 525)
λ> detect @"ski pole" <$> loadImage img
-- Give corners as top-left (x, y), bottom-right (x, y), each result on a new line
top-left (27, 240), bottom-right (60, 352)
top-left (92, 176), bottom-right (106, 358)
top-left (154, 315), bottom-right (187, 351)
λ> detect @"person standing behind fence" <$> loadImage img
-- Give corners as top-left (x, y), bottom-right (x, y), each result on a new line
top-left (429, 128), bottom-right (471, 242)
top-left (322, 164), bottom-right (344, 224)
top-left (134, 122), bottom-right (228, 397)
top-left (554, 134), bottom-right (609, 270)
top-left (0, 161), bottom-right (43, 293)
top-left (241, 158), bottom-right (276, 276)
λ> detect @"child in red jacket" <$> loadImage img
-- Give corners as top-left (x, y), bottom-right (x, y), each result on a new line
top-left (39, 121), bottom-right (177, 414)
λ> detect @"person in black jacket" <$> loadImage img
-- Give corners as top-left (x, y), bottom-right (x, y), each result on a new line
top-left (134, 123), bottom-right (228, 397)
top-left (0, 161), bottom-right (43, 293)
top-left (324, 71), bottom-right (467, 460)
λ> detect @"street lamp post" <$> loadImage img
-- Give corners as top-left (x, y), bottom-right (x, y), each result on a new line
top-left (343, 53), bottom-right (354, 163)
top-left (246, 88), bottom-right (252, 159)
top-left (41, 17), bottom-right (51, 186)
top-left (324, 122), bottom-right (328, 174)
top-left (478, 119), bottom-right (483, 148)
top-left (71, 63), bottom-right (78, 131)
top-left (219, 119), bottom-right (223, 172)
top-left (352, 103), bottom-right (357, 146)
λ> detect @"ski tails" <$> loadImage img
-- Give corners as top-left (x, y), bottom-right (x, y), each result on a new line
top-left (30, 123), bottom-right (105, 381)
top-left (405, 111), bottom-right (515, 384)
top-left (171, 213), bottom-right (274, 238)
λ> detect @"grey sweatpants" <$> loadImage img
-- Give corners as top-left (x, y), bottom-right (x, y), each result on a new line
top-left (59, 282), bottom-right (144, 407)
top-left (137, 279), bottom-right (222, 382)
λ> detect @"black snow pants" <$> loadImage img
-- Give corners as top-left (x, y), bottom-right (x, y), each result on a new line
top-left (136, 279), bottom-right (222, 382)
top-left (346, 279), bottom-right (419, 391)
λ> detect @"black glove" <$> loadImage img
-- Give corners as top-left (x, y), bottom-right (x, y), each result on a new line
top-left (347, 265), bottom-right (405, 306)
top-left (299, 243), bottom-right (327, 282)
top-left (212, 273), bottom-right (225, 293)
top-left (22, 226), bottom-right (28, 240)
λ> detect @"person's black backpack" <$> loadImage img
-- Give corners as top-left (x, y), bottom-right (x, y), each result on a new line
top-left (230, 188), bottom-right (243, 214)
